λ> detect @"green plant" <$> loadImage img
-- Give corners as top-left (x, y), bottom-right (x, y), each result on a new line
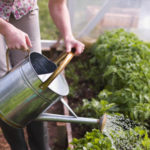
top-left (70, 127), bottom-right (150, 150)
top-left (76, 98), bottom-right (115, 118)
top-left (69, 129), bottom-right (114, 150)
top-left (90, 29), bottom-right (150, 123)
top-left (66, 55), bottom-right (101, 98)
top-left (110, 126), bottom-right (150, 150)
top-left (66, 29), bottom-right (150, 149)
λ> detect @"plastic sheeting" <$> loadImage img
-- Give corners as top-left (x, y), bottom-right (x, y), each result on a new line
top-left (68, 0), bottom-right (150, 42)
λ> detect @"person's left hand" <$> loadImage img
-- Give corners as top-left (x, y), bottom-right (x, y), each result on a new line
top-left (64, 35), bottom-right (85, 55)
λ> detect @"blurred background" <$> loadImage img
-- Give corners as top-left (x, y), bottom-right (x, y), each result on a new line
top-left (39, 0), bottom-right (150, 43)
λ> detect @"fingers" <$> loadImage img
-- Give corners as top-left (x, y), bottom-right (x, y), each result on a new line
top-left (20, 34), bottom-right (31, 51)
top-left (65, 40), bottom-right (85, 55)
top-left (7, 34), bottom-right (32, 51)
top-left (66, 43), bottom-right (72, 53)
top-left (74, 42), bottom-right (85, 55)
top-left (4, 23), bottom-right (32, 51)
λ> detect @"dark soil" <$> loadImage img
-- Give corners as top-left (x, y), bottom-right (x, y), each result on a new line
top-left (47, 101), bottom-right (67, 150)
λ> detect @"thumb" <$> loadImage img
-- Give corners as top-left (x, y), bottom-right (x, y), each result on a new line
top-left (66, 44), bottom-right (72, 53)
top-left (25, 35), bottom-right (32, 48)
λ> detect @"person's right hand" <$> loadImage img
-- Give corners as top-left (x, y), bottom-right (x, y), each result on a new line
top-left (3, 22), bottom-right (32, 51)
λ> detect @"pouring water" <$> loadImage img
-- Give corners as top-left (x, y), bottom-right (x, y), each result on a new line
top-left (100, 114), bottom-right (139, 150)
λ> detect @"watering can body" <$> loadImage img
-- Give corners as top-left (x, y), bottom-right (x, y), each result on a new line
top-left (0, 52), bottom-right (69, 128)
top-left (0, 51), bottom-right (104, 131)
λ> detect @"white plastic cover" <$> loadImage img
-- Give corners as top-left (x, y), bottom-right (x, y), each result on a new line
top-left (68, 0), bottom-right (150, 41)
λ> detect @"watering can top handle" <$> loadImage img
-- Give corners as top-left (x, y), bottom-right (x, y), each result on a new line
top-left (54, 47), bottom-right (76, 65)
top-left (40, 49), bottom-right (75, 90)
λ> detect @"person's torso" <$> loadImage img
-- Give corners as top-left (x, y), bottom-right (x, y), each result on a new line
top-left (0, 0), bottom-right (36, 21)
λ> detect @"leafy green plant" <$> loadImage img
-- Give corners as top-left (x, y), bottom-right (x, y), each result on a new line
top-left (66, 29), bottom-right (150, 149)
top-left (110, 126), bottom-right (150, 150)
top-left (69, 129), bottom-right (114, 150)
top-left (66, 49), bottom-right (107, 99)
top-left (70, 127), bottom-right (150, 150)
top-left (76, 98), bottom-right (115, 118)
top-left (91, 29), bottom-right (150, 122)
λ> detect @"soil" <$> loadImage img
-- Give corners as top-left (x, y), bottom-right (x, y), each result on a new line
top-left (47, 101), bottom-right (67, 150)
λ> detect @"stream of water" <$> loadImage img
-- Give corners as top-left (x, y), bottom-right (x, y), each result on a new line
top-left (102, 114), bottom-right (138, 150)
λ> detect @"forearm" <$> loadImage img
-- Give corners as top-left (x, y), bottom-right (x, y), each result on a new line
top-left (0, 18), bottom-right (8, 36)
top-left (48, 0), bottom-right (73, 40)
top-left (0, 18), bottom-right (31, 50)
top-left (48, 0), bottom-right (85, 55)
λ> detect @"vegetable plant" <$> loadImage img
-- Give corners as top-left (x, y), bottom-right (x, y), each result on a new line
top-left (66, 29), bottom-right (150, 149)
top-left (70, 127), bottom-right (150, 150)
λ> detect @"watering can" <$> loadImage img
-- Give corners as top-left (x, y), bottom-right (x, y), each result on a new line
top-left (0, 50), bottom-right (106, 131)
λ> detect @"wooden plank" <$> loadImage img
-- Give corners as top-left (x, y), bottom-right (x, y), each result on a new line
top-left (63, 97), bottom-right (74, 150)
top-left (101, 13), bottom-right (139, 28)
top-left (56, 122), bottom-right (67, 149)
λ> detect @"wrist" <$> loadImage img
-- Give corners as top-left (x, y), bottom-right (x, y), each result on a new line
top-left (64, 34), bottom-right (74, 42)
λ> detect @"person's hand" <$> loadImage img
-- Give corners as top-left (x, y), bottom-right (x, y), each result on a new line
top-left (3, 22), bottom-right (32, 51)
top-left (64, 35), bottom-right (85, 55)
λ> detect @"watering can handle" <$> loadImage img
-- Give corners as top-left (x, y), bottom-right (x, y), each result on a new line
top-left (6, 50), bottom-right (10, 72)
top-left (6, 49), bottom-right (30, 72)
top-left (40, 50), bottom-right (75, 90)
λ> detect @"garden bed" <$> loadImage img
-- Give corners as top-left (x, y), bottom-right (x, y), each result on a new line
top-left (1, 29), bottom-right (150, 150)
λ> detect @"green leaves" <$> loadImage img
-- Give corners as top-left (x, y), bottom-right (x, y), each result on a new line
top-left (70, 129), bottom-right (114, 150)
top-left (70, 127), bottom-right (150, 150)
top-left (66, 29), bottom-right (150, 149)
top-left (76, 99), bottom-right (115, 118)
top-left (90, 29), bottom-right (150, 122)
top-left (110, 126), bottom-right (150, 150)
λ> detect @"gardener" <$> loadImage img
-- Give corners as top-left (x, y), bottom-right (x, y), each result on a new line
top-left (0, 0), bottom-right (85, 150)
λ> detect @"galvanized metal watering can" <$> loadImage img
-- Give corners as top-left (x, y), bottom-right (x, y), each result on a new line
top-left (0, 51), bottom-right (106, 131)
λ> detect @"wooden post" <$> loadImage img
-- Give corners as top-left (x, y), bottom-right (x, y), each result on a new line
top-left (63, 97), bottom-right (74, 150)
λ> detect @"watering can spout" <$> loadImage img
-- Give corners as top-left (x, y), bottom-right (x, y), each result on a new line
top-left (36, 112), bottom-right (107, 132)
